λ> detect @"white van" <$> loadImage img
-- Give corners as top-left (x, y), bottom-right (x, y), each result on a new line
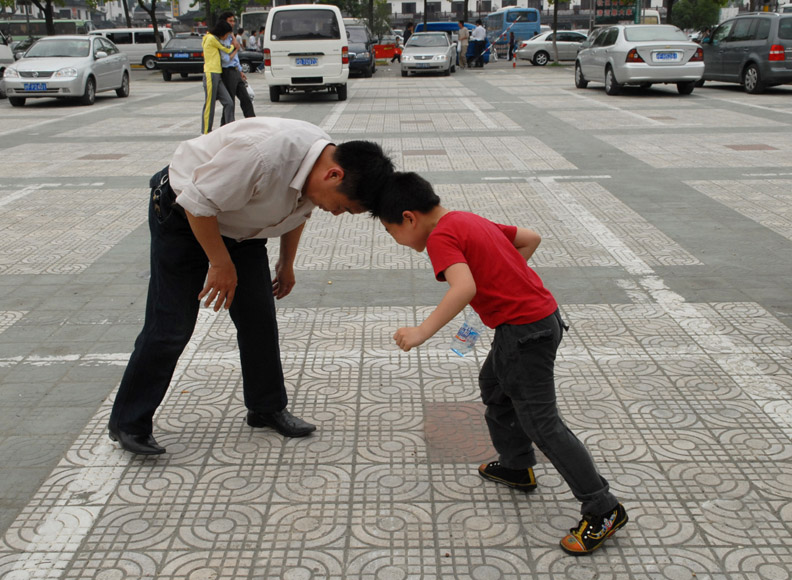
top-left (263, 4), bottom-right (349, 102)
top-left (90, 28), bottom-right (174, 70)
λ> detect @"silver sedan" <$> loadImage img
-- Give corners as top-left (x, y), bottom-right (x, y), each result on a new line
top-left (516, 30), bottom-right (588, 66)
top-left (401, 32), bottom-right (457, 77)
top-left (3, 35), bottom-right (130, 107)
top-left (575, 25), bottom-right (704, 95)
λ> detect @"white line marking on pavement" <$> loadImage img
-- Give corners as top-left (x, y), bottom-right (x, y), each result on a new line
top-left (706, 95), bottom-right (792, 116)
top-left (537, 175), bottom-right (788, 400)
top-left (3, 309), bottom-right (221, 578)
top-left (321, 95), bottom-right (351, 132)
top-left (460, 97), bottom-right (498, 129)
top-left (0, 183), bottom-right (57, 208)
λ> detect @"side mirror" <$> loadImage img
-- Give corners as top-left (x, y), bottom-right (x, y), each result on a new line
top-left (95, 50), bottom-right (108, 59)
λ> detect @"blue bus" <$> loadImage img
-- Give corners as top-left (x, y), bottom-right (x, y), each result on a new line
top-left (484, 8), bottom-right (541, 58)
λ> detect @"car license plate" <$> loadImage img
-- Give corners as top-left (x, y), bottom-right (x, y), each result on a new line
top-left (174, 52), bottom-right (189, 59)
top-left (23, 83), bottom-right (47, 91)
top-left (416, 63), bottom-right (431, 68)
top-left (652, 51), bottom-right (681, 63)
top-left (296, 58), bottom-right (318, 66)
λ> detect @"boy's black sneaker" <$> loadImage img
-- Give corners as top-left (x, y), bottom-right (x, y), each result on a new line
top-left (560, 503), bottom-right (628, 556)
top-left (478, 461), bottom-right (537, 492)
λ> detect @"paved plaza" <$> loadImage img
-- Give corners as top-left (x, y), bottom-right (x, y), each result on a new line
top-left (0, 60), bottom-right (791, 579)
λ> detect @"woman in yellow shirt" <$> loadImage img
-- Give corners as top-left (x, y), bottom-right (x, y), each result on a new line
top-left (202, 20), bottom-right (237, 134)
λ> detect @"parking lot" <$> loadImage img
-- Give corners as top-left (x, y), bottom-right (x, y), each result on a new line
top-left (1, 60), bottom-right (791, 578)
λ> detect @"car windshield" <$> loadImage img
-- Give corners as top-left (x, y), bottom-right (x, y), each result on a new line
top-left (406, 34), bottom-right (448, 47)
top-left (624, 26), bottom-right (688, 42)
top-left (165, 38), bottom-right (202, 50)
top-left (25, 38), bottom-right (90, 58)
top-left (347, 27), bottom-right (368, 43)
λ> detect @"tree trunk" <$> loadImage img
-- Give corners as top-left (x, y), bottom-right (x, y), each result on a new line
top-left (123, 0), bottom-right (132, 28)
top-left (664, 0), bottom-right (674, 25)
top-left (552, 1), bottom-right (559, 63)
top-left (424, 0), bottom-right (428, 30)
top-left (29, 0), bottom-right (54, 35)
top-left (137, 0), bottom-right (162, 50)
top-left (369, 0), bottom-right (374, 32)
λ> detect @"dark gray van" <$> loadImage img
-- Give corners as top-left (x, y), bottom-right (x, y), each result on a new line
top-left (700, 12), bottom-right (792, 93)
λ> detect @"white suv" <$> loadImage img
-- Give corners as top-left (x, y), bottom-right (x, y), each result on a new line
top-left (263, 4), bottom-right (349, 102)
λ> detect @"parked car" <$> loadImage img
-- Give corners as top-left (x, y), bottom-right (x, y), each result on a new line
top-left (89, 27), bottom-right (174, 70)
top-left (263, 4), bottom-right (349, 102)
top-left (515, 29), bottom-right (588, 66)
top-left (3, 35), bottom-right (130, 106)
top-left (0, 30), bottom-right (13, 98)
top-left (401, 32), bottom-right (457, 77)
top-left (699, 12), bottom-right (792, 94)
top-left (575, 24), bottom-right (704, 95)
top-left (346, 24), bottom-right (376, 78)
top-left (155, 36), bottom-right (264, 81)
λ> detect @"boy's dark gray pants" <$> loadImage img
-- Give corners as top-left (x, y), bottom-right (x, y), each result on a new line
top-left (479, 310), bottom-right (618, 516)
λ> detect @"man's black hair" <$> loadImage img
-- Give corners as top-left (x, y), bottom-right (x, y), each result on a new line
top-left (333, 141), bottom-right (394, 214)
top-left (209, 20), bottom-right (233, 38)
top-left (374, 172), bottom-right (440, 224)
top-left (217, 10), bottom-right (235, 22)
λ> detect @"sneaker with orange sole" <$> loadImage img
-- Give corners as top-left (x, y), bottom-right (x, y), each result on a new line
top-left (478, 461), bottom-right (537, 492)
top-left (560, 503), bottom-right (628, 556)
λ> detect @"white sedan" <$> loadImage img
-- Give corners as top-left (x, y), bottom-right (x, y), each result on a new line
top-left (3, 35), bottom-right (130, 107)
top-left (515, 30), bottom-right (588, 66)
top-left (575, 25), bottom-right (704, 95)
top-left (401, 32), bottom-right (457, 77)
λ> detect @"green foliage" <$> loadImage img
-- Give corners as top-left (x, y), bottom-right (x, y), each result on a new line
top-left (671, 0), bottom-right (724, 30)
top-left (320, 0), bottom-right (363, 18)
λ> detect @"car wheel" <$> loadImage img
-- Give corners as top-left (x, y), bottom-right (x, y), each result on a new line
top-left (401, 70), bottom-right (408, 77)
top-left (574, 62), bottom-right (588, 89)
top-left (451, 63), bottom-right (456, 73)
top-left (162, 70), bottom-right (172, 81)
top-left (677, 81), bottom-right (695, 95)
top-left (269, 85), bottom-right (280, 102)
top-left (695, 78), bottom-right (705, 87)
top-left (443, 65), bottom-right (451, 76)
top-left (143, 55), bottom-right (157, 70)
top-left (604, 66), bottom-right (621, 95)
top-left (80, 76), bottom-right (96, 106)
top-left (337, 83), bottom-right (347, 101)
top-left (533, 51), bottom-right (549, 66)
top-left (116, 72), bottom-right (130, 98)
top-left (742, 63), bottom-right (764, 94)
top-left (240, 61), bottom-right (251, 74)
top-left (8, 96), bottom-right (25, 107)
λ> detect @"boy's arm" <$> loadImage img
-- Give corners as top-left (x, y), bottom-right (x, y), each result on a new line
top-left (512, 227), bottom-right (542, 261)
top-left (393, 262), bottom-right (476, 352)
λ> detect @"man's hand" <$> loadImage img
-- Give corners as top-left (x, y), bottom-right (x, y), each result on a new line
top-left (272, 260), bottom-right (295, 299)
top-left (240, 71), bottom-right (247, 82)
top-left (198, 261), bottom-right (237, 311)
top-left (393, 326), bottom-right (429, 352)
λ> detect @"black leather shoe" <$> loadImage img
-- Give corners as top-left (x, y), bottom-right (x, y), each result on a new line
top-left (108, 427), bottom-right (166, 455)
top-left (247, 409), bottom-right (316, 437)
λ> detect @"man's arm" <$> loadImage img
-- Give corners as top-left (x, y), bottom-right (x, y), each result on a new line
top-left (185, 211), bottom-right (237, 311)
top-left (393, 262), bottom-right (476, 352)
top-left (273, 222), bottom-right (306, 299)
top-left (512, 227), bottom-right (542, 261)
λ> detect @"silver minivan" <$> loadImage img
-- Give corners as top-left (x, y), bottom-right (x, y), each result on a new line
top-left (263, 4), bottom-right (349, 102)
top-left (700, 12), bottom-right (792, 93)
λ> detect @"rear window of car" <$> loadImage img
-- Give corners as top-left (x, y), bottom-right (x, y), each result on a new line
top-left (270, 10), bottom-right (341, 41)
top-left (624, 26), bottom-right (688, 42)
top-left (165, 38), bottom-right (201, 50)
top-left (779, 17), bottom-right (792, 39)
top-left (347, 27), bottom-right (369, 43)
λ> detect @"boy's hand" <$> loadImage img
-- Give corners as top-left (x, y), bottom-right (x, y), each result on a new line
top-left (393, 326), bottom-right (429, 352)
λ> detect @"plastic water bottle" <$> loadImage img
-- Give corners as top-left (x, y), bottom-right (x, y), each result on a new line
top-left (450, 310), bottom-right (482, 357)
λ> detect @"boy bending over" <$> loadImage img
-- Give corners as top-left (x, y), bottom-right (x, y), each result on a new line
top-left (374, 172), bottom-right (628, 555)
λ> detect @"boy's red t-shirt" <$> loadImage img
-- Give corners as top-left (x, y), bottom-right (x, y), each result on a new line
top-left (426, 211), bottom-right (557, 328)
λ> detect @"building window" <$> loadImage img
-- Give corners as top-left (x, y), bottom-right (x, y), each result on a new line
top-left (402, 2), bottom-right (417, 14)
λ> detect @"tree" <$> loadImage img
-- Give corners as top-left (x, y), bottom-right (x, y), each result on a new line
top-left (137, 0), bottom-right (163, 50)
top-left (122, 0), bottom-right (132, 28)
top-left (671, 0), bottom-right (724, 31)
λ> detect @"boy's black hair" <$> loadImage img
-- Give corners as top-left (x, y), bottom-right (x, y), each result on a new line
top-left (217, 10), bottom-right (235, 23)
top-left (375, 171), bottom-right (440, 224)
top-left (210, 20), bottom-right (233, 38)
top-left (332, 141), bottom-right (395, 214)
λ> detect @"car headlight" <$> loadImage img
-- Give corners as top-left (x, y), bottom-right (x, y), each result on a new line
top-left (432, 54), bottom-right (448, 62)
top-left (53, 67), bottom-right (79, 78)
top-left (402, 55), bottom-right (414, 62)
top-left (4, 68), bottom-right (19, 78)
top-left (355, 51), bottom-right (370, 60)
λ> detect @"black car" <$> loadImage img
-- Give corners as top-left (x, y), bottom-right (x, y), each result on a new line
top-left (346, 25), bottom-right (376, 78)
top-left (155, 37), bottom-right (264, 81)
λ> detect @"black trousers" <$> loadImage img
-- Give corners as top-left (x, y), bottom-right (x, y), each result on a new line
top-left (221, 67), bottom-right (255, 122)
top-left (109, 167), bottom-right (287, 435)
